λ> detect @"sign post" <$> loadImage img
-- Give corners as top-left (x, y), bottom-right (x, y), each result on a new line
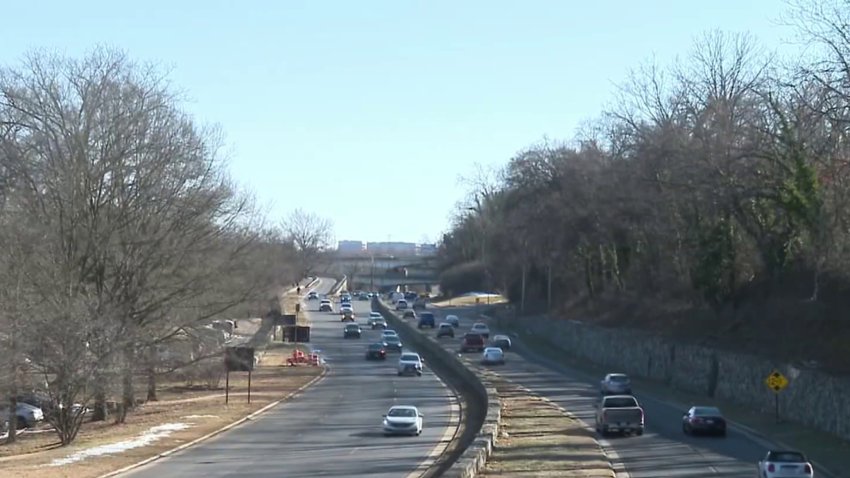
top-left (764, 369), bottom-right (789, 423)
top-left (224, 346), bottom-right (255, 404)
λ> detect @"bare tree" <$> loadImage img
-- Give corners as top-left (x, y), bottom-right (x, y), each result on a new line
top-left (282, 208), bottom-right (334, 278)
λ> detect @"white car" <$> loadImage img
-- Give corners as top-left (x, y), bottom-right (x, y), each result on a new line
top-left (382, 405), bottom-right (423, 436)
top-left (481, 347), bottom-right (505, 365)
top-left (470, 322), bottom-right (490, 338)
top-left (395, 299), bottom-right (409, 310)
top-left (397, 352), bottom-right (423, 376)
top-left (757, 450), bottom-right (813, 477)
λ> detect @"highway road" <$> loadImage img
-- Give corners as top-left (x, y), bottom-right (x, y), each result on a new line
top-left (122, 279), bottom-right (458, 478)
top-left (407, 303), bottom-right (798, 478)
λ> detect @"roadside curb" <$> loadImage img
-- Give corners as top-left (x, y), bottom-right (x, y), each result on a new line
top-left (375, 300), bottom-right (500, 478)
top-left (477, 310), bottom-right (838, 478)
top-left (97, 365), bottom-right (329, 478)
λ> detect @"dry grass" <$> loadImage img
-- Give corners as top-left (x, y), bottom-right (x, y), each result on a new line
top-left (482, 380), bottom-right (614, 478)
top-left (0, 343), bottom-right (323, 478)
top-left (430, 294), bottom-right (508, 308)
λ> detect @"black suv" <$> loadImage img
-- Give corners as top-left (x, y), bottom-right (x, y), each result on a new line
top-left (417, 312), bottom-right (436, 329)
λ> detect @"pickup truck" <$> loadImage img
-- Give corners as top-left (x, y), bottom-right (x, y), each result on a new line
top-left (594, 395), bottom-right (644, 436)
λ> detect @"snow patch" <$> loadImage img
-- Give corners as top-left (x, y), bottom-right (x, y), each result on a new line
top-left (48, 422), bottom-right (190, 467)
top-left (184, 414), bottom-right (219, 419)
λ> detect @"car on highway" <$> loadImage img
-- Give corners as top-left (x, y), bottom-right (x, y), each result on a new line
top-left (417, 311), bottom-right (436, 329)
top-left (491, 334), bottom-right (512, 350)
top-left (445, 315), bottom-right (460, 327)
top-left (319, 299), bottom-right (333, 312)
top-left (757, 450), bottom-right (813, 478)
top-left (600, 373), bottom-right (633, 395)
top-left (682, 406), bottom-right (727, 436)
top-left (382, 329), bottom-right (398, 337)
top-left (460, 333), bottom-right (485, 353)
top-left (404, 291), bottom-right (418, 300)
top-left (368, 312), bottom-right (387, 329)
top-left (395, 299), bottom-right (409, 310)
top-left (383, 335), bottom-right (403, 353)
top-left (307, 291), bottom-right (319, 300)
top-left (343, 323), bottom-right (362, 339)
top-left (470, 322), bottom-right (490, 338)
top-left (402, 310), bottom-right (416, 319)
top-left (412, 297), bottom-right (428, 309)
top-left (397, 352), bottom-right (424, 376)
top-left (382, 405), bottom-right (423, 436)
top-left (365, 343), bottom-right (387, 360)
top-left (341, 308), bottom-right (355, 322)
top-left (481, 346), bottom-right (505, 365)
top-left (436, 323), bottom-right (455, 338)
top-left (594, 395), bottom-right (645, 437)
top-left (358, 292), bottom-right (370, 301)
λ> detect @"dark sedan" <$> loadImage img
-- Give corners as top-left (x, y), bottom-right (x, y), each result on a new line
top-left (383, 336), bottom-right (403, 353)
top-left (343, 323), bottom-right (362, 339)
top-left (682, 406), bottom-right (727, 436)
top-left (365, 343), bottom-right (387, 360)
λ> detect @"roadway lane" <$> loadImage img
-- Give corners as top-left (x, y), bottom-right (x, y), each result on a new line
top-left (122, 279), bottom-right (457, 478)
top-left (411, 304), bottom-right (785, 478)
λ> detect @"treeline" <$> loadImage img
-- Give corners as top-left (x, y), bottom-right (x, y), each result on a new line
top-left (0, 49), bottom-right (330, 445)
top-left (437, 2), bottom-right (850, 312)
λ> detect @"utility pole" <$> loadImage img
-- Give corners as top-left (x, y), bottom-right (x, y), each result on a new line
top-left (370, 254), bottom-right (375, 291)
top-left (547, 263), bottom-right (552, 311)
top-left (521, 261), bottom-right (527, 315)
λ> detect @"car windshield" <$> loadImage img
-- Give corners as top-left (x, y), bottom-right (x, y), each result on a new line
top-left (609, 375), bottom-right (629, 382)
top-left (368, 344), bottom-right (384, 350)
top-left (605, 397), bottom-right (638, 407)
top-left (400, 354), bottom-right (419, 361)
top-left (484, 348), bottom-right (501, 354)
top-left (421, 313), bottom-right (434, 318)
top-left (345, 324), bottom-right (358, 330)
top-left (473, 324), bottom-right (486, 329)
top-left (440, 324), bottom-right (451, 329)
top-left (385, 336), bottom-right (400, 343)
top-left (693, 407), bottom-right (722, 416)
top-left (465, 334), bottom-right (482, 339)
top-left (769, 451), bottom-right (806, 462)
top-left (388, 408), bottom-right (416, 417)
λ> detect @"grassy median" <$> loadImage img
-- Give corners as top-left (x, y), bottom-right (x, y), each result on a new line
top-left (482, 378), bottom-right (614, 478)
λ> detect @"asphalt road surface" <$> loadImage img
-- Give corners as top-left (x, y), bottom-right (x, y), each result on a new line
top-left (409, 303), bottom-right (800, 478)
top-left (122, 279), bottom-right (457, 478)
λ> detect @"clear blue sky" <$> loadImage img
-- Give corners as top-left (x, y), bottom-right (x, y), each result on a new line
top-left (1, 0), bottom-right (797, 244)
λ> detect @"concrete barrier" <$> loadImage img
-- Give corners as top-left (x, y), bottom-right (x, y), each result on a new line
top-left (328, 275), bottom-right (347, 296)
top-left (373, 299), bottom-right (500, 477)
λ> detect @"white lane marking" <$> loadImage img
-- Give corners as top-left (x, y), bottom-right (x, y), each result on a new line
top-left (403, 375), bottom-right (461, 478)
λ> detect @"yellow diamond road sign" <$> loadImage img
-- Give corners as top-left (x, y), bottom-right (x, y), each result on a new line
top-left (765, 370), bottom-right (789, 393)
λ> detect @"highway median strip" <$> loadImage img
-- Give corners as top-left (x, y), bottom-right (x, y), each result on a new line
top-left (481, 378), bottom-right (615, 478)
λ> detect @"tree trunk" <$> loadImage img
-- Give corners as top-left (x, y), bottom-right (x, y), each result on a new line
top-left (7, 395), bottom-right (18, 442)
top-left (91, 377), bottom-right (107, 422)
top-left (146, 345), bottom-right (159, 402)
top-left (116, 347), bottom-right (136, 424)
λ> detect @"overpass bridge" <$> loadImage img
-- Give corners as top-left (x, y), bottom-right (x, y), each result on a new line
top-left (326, 253), bottom-right (439, 290)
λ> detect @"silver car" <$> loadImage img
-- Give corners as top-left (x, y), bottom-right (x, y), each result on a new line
top-left (481, 347), bottom-right (505, 365)
top-left (397, 353), bottom-right (423, 376)
top-left (600, 373), bottom-right (632, 395)
top-left (0, 402), bottom-right (44, 428)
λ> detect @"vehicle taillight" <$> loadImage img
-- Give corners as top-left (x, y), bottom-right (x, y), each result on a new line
top-left (804, 464), bottom-right (812, 474)
top-left (767, 464), bottom-right (775, 473)
top-left (639, 408), bottom-right (645, 422)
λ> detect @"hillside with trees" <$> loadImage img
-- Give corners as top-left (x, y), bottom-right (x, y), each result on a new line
top-left (0, 49), bottom-right (333, 445)
top-left (436, 1), bottom-right (850, 373)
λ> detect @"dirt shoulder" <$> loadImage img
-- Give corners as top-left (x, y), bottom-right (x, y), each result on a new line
top-left (0, 343), bottom-right (323, 478)
top-left (482, 377), bottom-right (614, 477)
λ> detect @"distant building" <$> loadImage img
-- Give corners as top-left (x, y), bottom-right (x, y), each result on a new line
top-left (366, 241), bottom-right (417, 256)
top-left (418, 243), bottom-right (437, 256)
top-left (337, 240), bottom-right (366, 255)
